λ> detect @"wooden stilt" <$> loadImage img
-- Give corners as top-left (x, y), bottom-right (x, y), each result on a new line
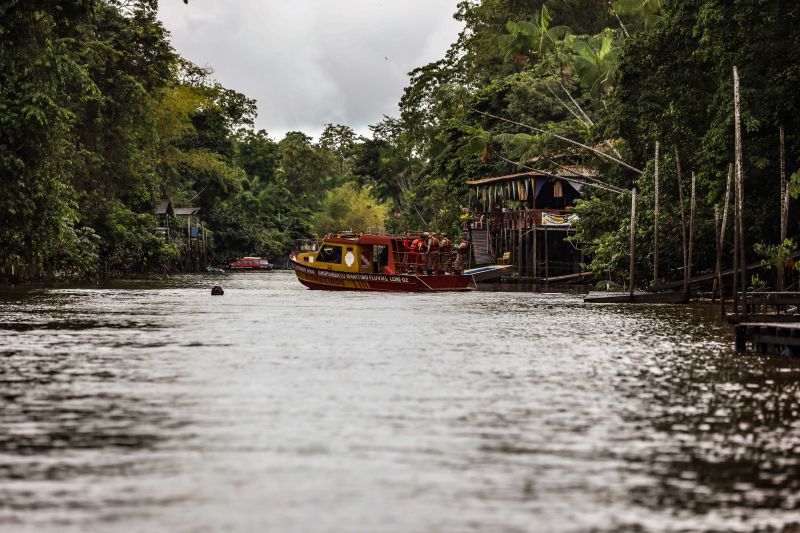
top-left (689, 171), bottom-right (696, 282)
top-left (733, 66), bottom-right (748, 316)
top-left (779, 125), bottom-right (788, 291)
top-left (674, 146), bottom-right (689, 302)
top-left (715, 165), bottom-right (733, 305)
top-left (544, 227), bottom-right (549, 283)
top-left (629, 188), bottom-right (637, 297)
top-left (653, 141), bottom-right (660, 286)
top-left (533, 228), bottom-right (538, 278)
top-left (715, 205), bottom-right (724, 318)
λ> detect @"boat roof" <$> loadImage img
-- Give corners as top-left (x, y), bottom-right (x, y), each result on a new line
top-left (321, 233), bottom-right (412, 246)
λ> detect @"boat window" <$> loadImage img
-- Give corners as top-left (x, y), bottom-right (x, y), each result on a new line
top-left (373, 245), bottom-right (388, 273)
top-left (317, 245), bottom-right (342, 264)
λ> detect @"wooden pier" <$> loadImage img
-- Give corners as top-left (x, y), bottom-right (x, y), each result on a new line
top-left (584, 291), bottom-right (688, 304)
top-left (734, 322), bottom-right (800, 356)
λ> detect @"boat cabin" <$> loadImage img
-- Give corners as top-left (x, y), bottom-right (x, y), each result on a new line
top-left (296, 234), bottom-right (402, 275)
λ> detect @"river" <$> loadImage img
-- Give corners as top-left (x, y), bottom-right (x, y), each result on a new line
top-left (1, 272), bottom-right (799, 532)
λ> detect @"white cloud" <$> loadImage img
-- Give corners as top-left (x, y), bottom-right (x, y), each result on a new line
top-left (157, 0), bottom-right (463, 140)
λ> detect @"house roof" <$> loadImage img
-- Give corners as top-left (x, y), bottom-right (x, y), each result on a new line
top-left (154, 199), bottom-right (173, 215)
top-left (465, 166), bottom-right (599, 186)
top-left (174, 207), bottom-right (201, 216)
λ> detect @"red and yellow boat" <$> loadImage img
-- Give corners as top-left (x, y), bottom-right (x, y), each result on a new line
top-left (290, 233), bottom-right (471, 292)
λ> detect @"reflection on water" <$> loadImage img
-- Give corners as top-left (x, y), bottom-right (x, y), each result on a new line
top-left (1, 272), bottom-right (799, 532)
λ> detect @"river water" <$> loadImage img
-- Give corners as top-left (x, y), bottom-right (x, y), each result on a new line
top-left (1, 272), bottom-right (799, 532)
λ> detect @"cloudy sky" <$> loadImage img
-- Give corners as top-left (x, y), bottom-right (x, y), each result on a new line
top-left (157, 0), bottom-right (464, 141)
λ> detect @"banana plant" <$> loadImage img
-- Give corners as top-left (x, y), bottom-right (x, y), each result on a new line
top-left (572, 30), bottom-right (622, 99)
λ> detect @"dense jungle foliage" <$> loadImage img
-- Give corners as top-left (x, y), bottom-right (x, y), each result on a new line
top-left (2, 0), bottom-right (799, 286)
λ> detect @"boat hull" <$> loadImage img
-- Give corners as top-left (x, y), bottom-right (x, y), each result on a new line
top-left (290, 259), bottom-right (470, 292)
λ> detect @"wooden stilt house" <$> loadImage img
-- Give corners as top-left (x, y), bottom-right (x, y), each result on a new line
top-left (466, 166), bottom-right (593, 280)
top-left (173, 206), bottom-right (206, 271)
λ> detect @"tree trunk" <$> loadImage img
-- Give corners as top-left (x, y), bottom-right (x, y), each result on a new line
top-left (733, 66), bottom-right (747, 315)
top-left (674, 145), bottom-right (689, 302)
top-left (653, 141), bottom-right (660, 286)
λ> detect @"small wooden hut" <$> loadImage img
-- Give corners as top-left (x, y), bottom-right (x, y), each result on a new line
top-left (173, 206), bottom-right (206, 271)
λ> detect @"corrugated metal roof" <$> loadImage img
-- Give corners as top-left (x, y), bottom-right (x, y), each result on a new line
top-left (153, 199), bottom-right (173, 215)
top-left (465, 166), bottom-right (598, 186)
top-left (174, 207), bottom-right (201, 216)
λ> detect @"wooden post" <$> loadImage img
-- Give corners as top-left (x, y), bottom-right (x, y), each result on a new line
top-left (779, 125), bottom-right (788, 291)
top-left (653, 141), bottom-right (660, 286)
top-left (733, 66), bottom-right (747, 315)
top-left (544, 227), bottom-right (549, 283)
top-left (524, 230), bottom-right (531, 276)
top-left (187, 215), bottom-right (192, 272)
top-left (202, 226), bottom-right (208, 268)
top-left (674, 146), bottom-right (689, 302)
top-left (715, 205), bottom-right (724, 318)
top-left (733, 179), bottom-right (740, 313)
top-left (533, 227), bottom-right (538, 278)
top-left (714, 164), bottom-right (733, 304)
top-left (689, 171), bottom-right (696, 282)
top-left (629, 187), bottom-right (637, 297)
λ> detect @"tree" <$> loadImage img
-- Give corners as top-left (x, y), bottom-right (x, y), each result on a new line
top-left (313, 183), bottom-right (389, 236)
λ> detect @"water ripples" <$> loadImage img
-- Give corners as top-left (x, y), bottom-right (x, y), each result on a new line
top-left (1, 273), bottom-right (799, 532)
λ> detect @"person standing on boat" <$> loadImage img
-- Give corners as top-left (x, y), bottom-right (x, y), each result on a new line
top-left (439, 233), bottom-right (452, 274)
top-left (400, 236), bottom-right (411, 273)
top-left (416, 233), bottom-right (429, 274)
top-left (454, 237), bottom-right (469, 274)
top-left (410, 235), bottom-right (423, 274)
top-left (425, 232), bottom-right (440, 275)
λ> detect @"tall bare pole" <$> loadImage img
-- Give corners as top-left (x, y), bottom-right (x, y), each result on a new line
top-left (715, 205), bottom-right (724, 317)
top-left (630, 188), bottom-right (637, 298)
top-left (778, 125), bottom-right (788, 291)
top-left (674, 146), bottom-right (689, 302)
top-left (733, 66), bottom-right (748, 316)
top-left (653, 141), bottom-right (660, 286)
top-left (689, 171), bottom-right (696, 282)
top-left (733, 178), bottom-right (740, 313)
top-left (715, 164), bottom-right (733, 303)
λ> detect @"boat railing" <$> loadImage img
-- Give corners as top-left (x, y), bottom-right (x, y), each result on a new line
top-left (296, 238), bottom-right (322, 252)
top-left (390, 248), bottom-right (467, 274)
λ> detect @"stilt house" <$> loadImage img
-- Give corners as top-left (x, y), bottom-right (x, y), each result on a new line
top-left (466, 166), bottom-right (593, 279)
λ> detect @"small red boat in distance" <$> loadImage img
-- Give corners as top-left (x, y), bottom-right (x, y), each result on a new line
top-left (290, 232), bottom-right (471, 292)
top-left (227, 257), bottom-right (273, 271)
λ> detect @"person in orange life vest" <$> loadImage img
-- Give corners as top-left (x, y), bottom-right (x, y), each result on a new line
top-left (454, 238), bottom-right (469, 273)
top-left (426, 232), bottom-right (440, 274)
top-left (417, 233), bottom-right (429, 274)
top-left (439, 233), bottom-right (452, 273)
top-left (400, 237), bottom-right (411, 273)
top-left (409, 236), bottom-right (422, 273)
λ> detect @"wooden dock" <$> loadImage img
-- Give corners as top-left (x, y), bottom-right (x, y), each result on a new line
top-left (464, 264), bottom-right (515, 282)
top-left (584, 291), bottom-right (687, 304)
top-left (734, 322), bottom-right (800, 356)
